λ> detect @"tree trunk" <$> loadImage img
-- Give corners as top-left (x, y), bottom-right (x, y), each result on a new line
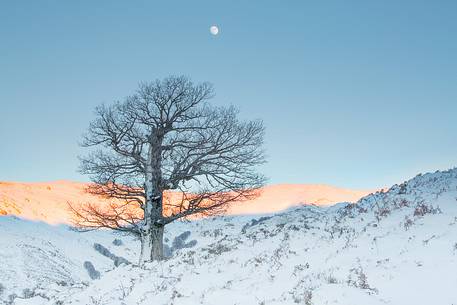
top-left (139, 187), bottom-right (165, 265)
top-left (139, 224), bottom-right (164, 265)
top-left (140, 135), bottom-right (164, 266)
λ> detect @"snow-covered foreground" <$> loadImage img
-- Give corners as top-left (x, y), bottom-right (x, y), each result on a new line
top-left (2, 168), bottom-right (457, 304)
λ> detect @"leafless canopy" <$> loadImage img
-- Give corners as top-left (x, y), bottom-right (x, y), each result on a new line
top-left (73, 76), bottom-right (266, 236)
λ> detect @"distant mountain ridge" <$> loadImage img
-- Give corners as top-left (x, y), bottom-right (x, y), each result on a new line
top-left (0, 180), bottom-right (373, 224)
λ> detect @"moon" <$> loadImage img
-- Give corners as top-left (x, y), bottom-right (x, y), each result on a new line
top-left (210, 25), bottom-right (219, 36)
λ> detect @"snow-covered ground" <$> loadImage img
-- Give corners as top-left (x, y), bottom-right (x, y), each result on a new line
top-left (2, 168), bottom-right (457, 304)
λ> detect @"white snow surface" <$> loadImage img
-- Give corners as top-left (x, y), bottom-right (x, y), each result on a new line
top-left (2, 168), bottom-right (457, 304)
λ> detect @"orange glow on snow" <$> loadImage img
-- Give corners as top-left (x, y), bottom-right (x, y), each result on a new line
top-left (0, 181), bottom-right (374, 225)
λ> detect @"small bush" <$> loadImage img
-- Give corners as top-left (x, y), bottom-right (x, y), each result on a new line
top-left (398, 182), bottom-right (407, 194)
top-left (22, 288), bottom-right (34, 298)
top-left (293, 289), bottom-right (312, 305)
top-left (398, 198), bottom-right (409, 208)
top-left (304, 290), bottom-right (313, 305)
top-left (206, 243), bottom-right (232, 255)
top-left (375, 206), bottom-right (391, 221)
top-left (326, 274), bottom-right (338, 284)
top-left (8, 293), bottom-right (17, 304)
top-left (404, 216), bottom-right (414, 230)
top-left (413, 203), bottom-right (441, 217)
top-left (347, 267), bottom-right (378, 294)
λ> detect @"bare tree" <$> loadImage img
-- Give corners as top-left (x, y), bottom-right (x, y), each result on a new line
top-left (72, 76), bottom-right (266, 265)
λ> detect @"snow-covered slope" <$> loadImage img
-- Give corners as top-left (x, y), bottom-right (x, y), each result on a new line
top-left (0, 217), bottom-right (138, 304)
top-left (0, 181), bottom-right (371, 224)
top-left (2, 168), bottom-right (457, 304)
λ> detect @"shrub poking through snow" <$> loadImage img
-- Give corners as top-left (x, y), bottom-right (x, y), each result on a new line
top-left (326, 274), bottom-right (338, 284)
top-left (376, 206), bottom-right (391, 220)
top-left (290, 282), bottom-right (314, 305)
top-left (8, 293), bottom-right (17, 304)
top-left (303, 289), bottom-right (313, 305)
top-left (347, 267), bottom-right (378, 294)
top-left (413, 202), bottom-right (441, 217)
top-left (206, 243), bottom-right (232, 255)
top-left (403, 216), bottom-right (414, 230)
top-left (22, 288), bottom-right (34, 298)
top-left (398, 182), bottom-right (407, 194)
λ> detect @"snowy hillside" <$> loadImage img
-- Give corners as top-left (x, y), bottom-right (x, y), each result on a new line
top-left (0, 217), bottom-right (138, 304)
top-left (0, 181), bottom-right (371, 224)
top-left (2, 168), bottom-right (457, 304)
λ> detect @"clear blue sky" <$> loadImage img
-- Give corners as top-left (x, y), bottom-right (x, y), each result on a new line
top-left (1, 1), bottom-right (456, 189)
